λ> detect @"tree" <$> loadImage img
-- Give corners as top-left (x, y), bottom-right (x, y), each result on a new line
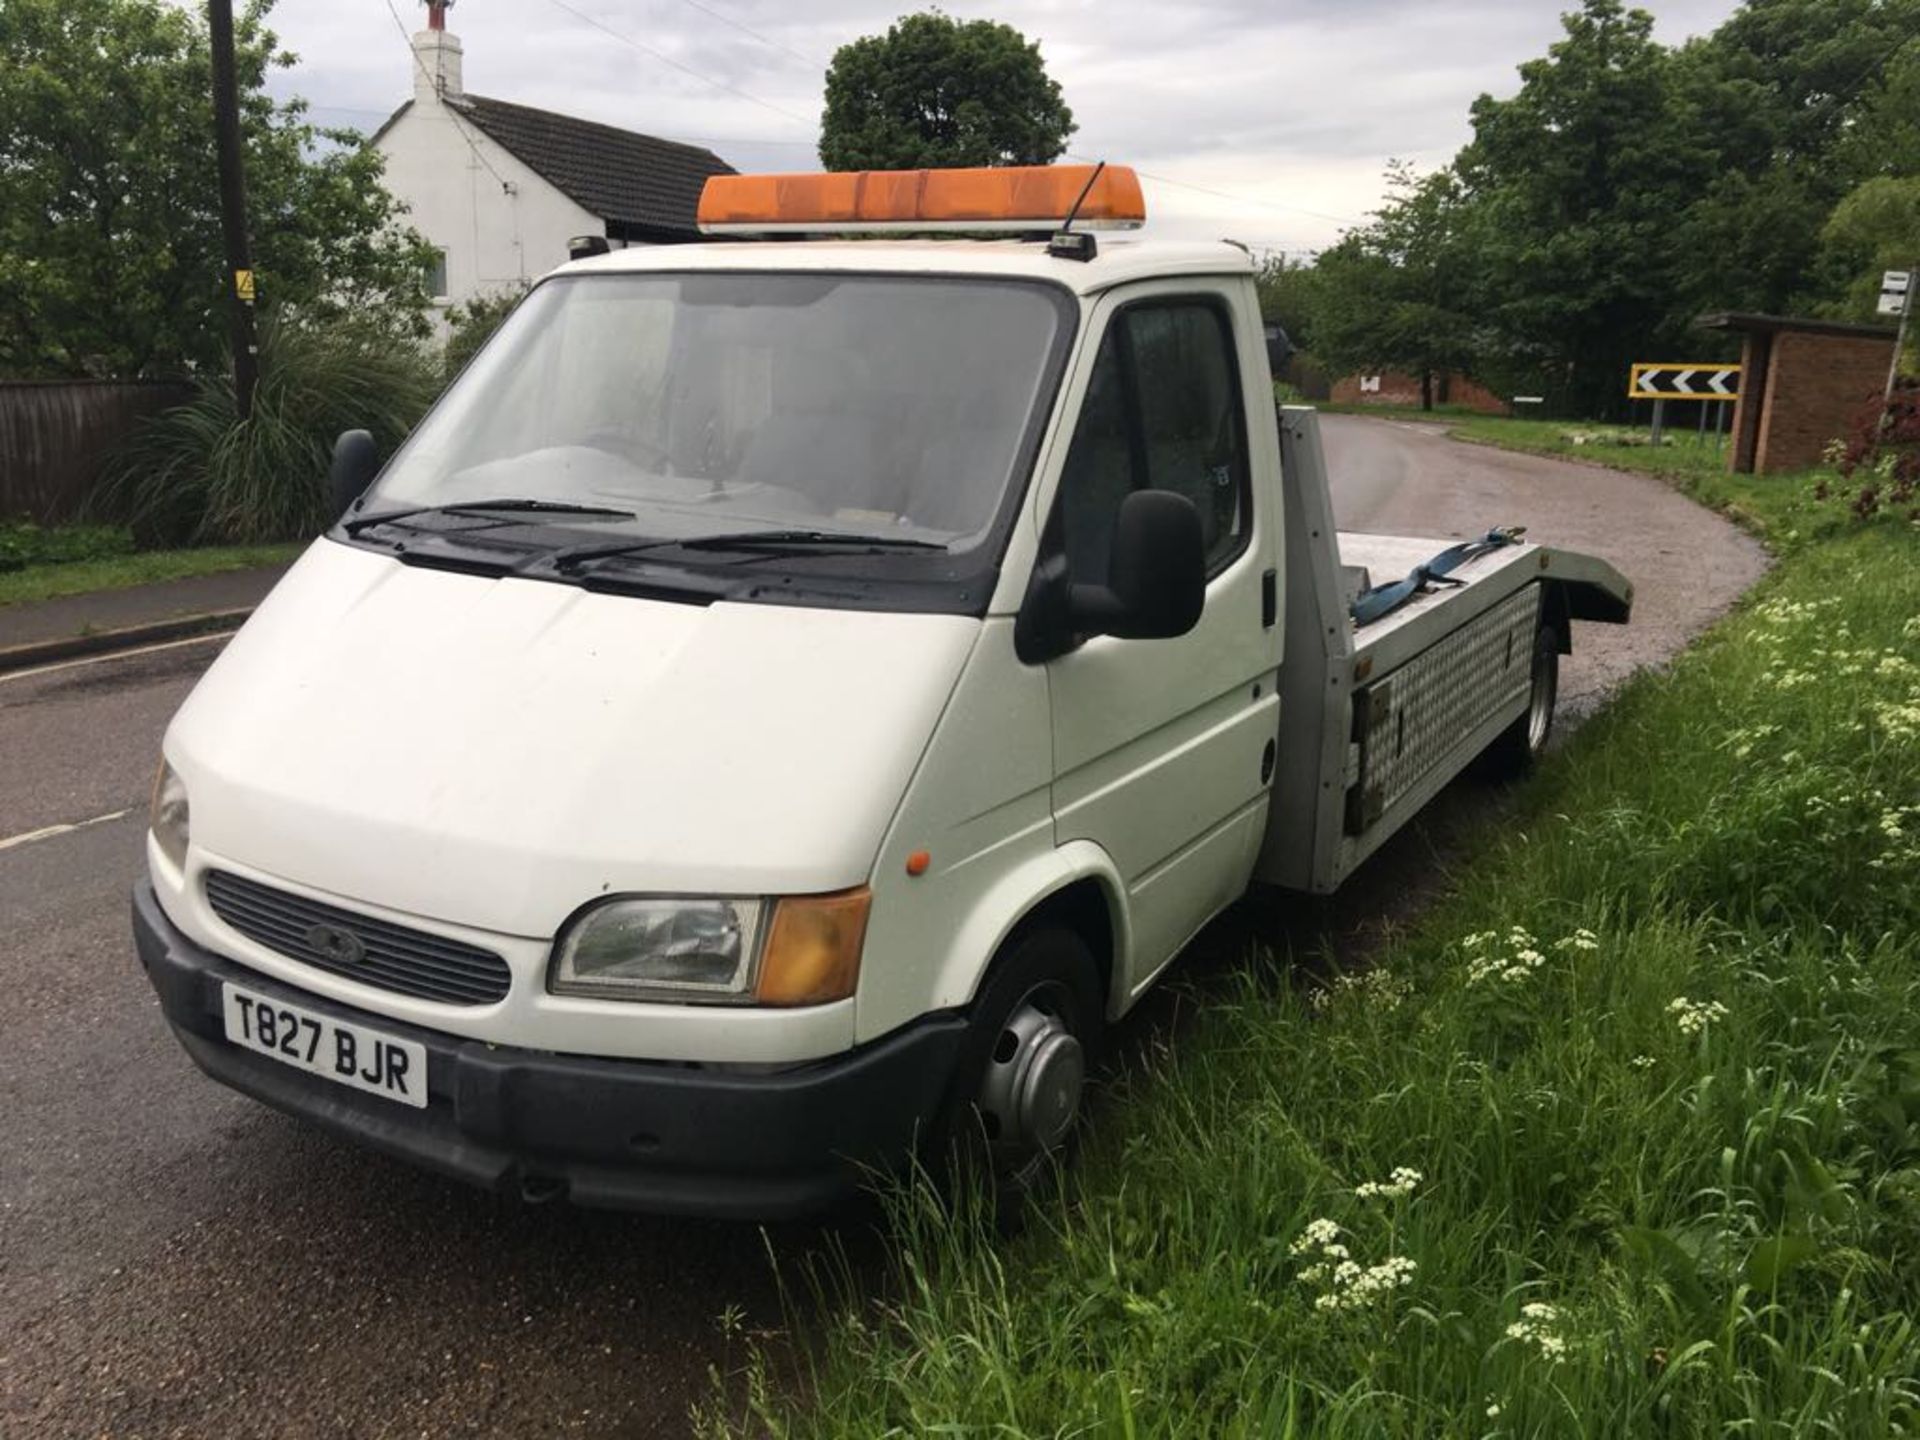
top-left (819, 12), bottom-right (1075, 172)
top-left (1454, 0), bottom-right (1718, 417)
top-left (442, 284), bottom-right (529, 383)
top-left (1820, 176), bottom-right (1920, 320)
top-left (0, 0), bottom-right (434, 379)
top-left (1310, 163), bottom-right (1484, 411)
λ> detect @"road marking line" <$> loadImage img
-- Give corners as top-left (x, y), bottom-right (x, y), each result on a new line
top-left (0, 808), bottom-right (134, 853)
top-left (0, 631), bottom-right (228, 686)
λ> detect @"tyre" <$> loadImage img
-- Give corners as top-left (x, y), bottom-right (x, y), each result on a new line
top-left (1478, 619), bottom-right (1560, 781)
top-left (934, 925), bottom-right (1103, 1212)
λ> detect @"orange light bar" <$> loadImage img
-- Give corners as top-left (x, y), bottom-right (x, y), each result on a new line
top-left (697, 164), bottom-right (1146, 235)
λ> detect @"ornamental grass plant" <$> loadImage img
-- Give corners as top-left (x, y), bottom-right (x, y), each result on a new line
top-left (101, 317), bottom-right (438, 545)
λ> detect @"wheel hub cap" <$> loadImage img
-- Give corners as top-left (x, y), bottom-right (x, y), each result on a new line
top-left (979, 999), bottom-right (1085, 1155)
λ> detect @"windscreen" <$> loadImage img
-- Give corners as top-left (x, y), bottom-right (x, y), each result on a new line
top-left (373, 271), bottom-right (1070, 552)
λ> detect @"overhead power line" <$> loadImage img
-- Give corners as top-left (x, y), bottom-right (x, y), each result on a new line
top-left (542, 0), bottom-right (815, 129)
top-left (381, 0), bottom-right (513, 192)
top-left (664, 0), bottom-right (816, 68)
top-left (1075, 154), bottom-right (1358, 229)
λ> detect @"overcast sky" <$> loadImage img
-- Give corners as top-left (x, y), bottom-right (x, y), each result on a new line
top-left (259, 0), bottom-right (1745, 252)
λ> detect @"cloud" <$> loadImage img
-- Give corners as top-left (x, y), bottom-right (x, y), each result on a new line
top-left (259, 0), bottom-right (1743, 251)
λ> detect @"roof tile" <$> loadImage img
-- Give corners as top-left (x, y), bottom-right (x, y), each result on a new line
top-left (449, 94), bottom-right (737, 240)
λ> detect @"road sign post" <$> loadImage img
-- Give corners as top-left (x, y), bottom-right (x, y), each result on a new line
top-left (1630, 364), bottom-right (1739, 448)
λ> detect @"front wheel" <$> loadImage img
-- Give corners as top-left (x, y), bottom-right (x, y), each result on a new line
top-left (1478, 619), bottom-right (1560, 780)
top-left (935, 926), bottom-right (1102, 1207)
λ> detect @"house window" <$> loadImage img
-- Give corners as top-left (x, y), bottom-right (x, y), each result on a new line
top-left (424, 248), bottom-right (449, 300)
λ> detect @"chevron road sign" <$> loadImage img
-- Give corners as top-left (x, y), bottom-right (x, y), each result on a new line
top-left (1628, 363), bottom-right (1741, 400)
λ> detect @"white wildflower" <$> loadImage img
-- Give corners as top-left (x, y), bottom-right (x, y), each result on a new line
top-left (1630, 1054), bottom-right (1657, 1070)
top-left (1668, 996), bottom-right (1729, 1036)
top-left (1289, 1217), bottom-right (1341, 1255)
top-left (1506, 1301), bottom-right (1570, 1362)
top-left (1355, 1166), bottom-right (1423, 1200)
top-left (1290, 1220), bottom-right (1417, 1312)
top-left (1314, 967), bottom-right (1413, 1014)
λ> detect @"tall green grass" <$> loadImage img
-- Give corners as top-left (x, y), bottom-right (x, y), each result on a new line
top-left (706, 517), bottom-right (1920, 1436)
top-left (101, 318), bottom-right (438, 545)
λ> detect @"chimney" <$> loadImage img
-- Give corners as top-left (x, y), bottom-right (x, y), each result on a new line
top-left (412, 1), bottom-right (463, 102)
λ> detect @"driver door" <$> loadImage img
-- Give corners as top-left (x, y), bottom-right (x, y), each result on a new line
top-left (1040, 281), bottom-right (1281, 997)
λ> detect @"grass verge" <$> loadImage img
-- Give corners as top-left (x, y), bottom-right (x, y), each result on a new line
top-left (707, 498), bottom-right (1920, 1433)
top-left (0, 541), bottom-right (302, 609)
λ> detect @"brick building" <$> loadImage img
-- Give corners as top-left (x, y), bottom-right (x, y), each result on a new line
top-left (1699, 313), bottom-right (1897, 475)
top-left (1329, 370), bottom-right (1510, 416)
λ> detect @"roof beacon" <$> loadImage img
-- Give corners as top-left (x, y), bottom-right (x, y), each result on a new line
top-left (695, 163), bottom-right (1146, 237)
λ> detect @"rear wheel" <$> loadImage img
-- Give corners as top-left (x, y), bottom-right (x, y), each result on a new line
top-left (936, 926), bottom-right (1102, 1209)
top-left (1479, 619), bottom-right (1560, 780)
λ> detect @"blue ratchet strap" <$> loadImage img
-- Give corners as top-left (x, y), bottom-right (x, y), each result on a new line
top-left (1349, 527), bottom-right (1525, 628)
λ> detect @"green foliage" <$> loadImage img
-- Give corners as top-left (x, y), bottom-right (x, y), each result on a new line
top-left (1253, 253), bottom-right (1321, 351)
top-left (706, 504), bottom-right (1920, 1437)
top-left (441, 284), bottom-right (528, 383)
top-left (1295, 0), bottom-right (1920, 419)
top-left (0, 521), bottom-right (132, 574)
top-left (819, 12), bottom-right (1074, 172)
top-left (1310, 164), bottom-right (1482, 409)
top-left (0, 0), bottom-right (434, 379)
top-left (1821, 177), bottom-right (1920, 319)
top-left (102, 318), bottom-right (437, 544)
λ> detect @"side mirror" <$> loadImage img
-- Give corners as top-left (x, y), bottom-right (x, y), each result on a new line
top-left (1264, 324), bottom-right (1294, 379)
top-left (1017, 489), bottom-right (1206, 662)
top-left (329, 429), bottom-right (380, 523)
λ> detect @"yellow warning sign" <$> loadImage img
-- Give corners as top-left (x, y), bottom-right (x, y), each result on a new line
top-left (234, 269), bottom-right (256, 303)
top-left (1628, 362), bottom-right (1739, 400)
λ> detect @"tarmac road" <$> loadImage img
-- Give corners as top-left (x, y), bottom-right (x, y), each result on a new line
top-left (0, 416), bottom-right (1767, 1438)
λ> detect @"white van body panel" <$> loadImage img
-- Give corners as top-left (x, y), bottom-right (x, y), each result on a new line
top-left (163, 538), bottom-right (974, 937)
top-left (857, 617), bottom-right (1134, 1039)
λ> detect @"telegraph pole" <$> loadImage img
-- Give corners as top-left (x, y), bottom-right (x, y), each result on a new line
top-left (208, 0), bottom-right (258, 418)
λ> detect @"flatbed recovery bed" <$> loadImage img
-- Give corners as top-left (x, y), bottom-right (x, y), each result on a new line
top-left (1259, 408), bottom-right (1633, 893)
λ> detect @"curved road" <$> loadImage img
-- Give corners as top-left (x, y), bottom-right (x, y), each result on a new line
top-left (0, 416), bottom-right (1766, 1437)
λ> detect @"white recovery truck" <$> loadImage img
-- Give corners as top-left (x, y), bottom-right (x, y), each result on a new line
top-left (133, 165), bottom-right (1630, 1216)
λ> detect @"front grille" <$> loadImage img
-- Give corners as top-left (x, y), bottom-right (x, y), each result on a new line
top-left (205, 870), bottom-right (512, 1006)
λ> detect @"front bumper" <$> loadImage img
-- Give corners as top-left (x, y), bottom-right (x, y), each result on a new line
top-left (133, 881), bottom-right (966, 1218)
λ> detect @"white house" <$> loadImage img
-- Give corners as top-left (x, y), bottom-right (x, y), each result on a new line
top-left (371, 1), bottom-right (735, 318)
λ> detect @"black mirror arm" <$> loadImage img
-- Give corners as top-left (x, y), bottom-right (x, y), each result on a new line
top-left (329, 429), bottom-right (381, 526)
top-left (1014, 553), bottom-right (1076, 665)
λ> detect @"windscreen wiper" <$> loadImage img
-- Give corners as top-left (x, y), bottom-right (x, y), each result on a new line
top-left (342, 499), bottom-right (635, 536)
top-left (553, 529), bottom-right (948, 573)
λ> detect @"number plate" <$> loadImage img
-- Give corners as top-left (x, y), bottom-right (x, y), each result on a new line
top-left (221, 984), bottom-right (428, 1109)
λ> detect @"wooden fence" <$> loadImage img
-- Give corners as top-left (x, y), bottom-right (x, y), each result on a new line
top-left (0, 379), bottom-right (190, 524)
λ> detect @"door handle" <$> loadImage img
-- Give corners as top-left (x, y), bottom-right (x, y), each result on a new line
top-left (1261, 568), bottom-right (1278, 628)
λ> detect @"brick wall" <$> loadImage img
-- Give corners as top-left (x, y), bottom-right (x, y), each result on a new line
top-left (1754, 331), bottom-right (1892, 474)
top-left (1329, 370), bottom-right (1509, 415)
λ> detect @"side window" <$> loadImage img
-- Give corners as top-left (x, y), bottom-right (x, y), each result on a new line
top-left (1054, 297), bottom-right (1249, 584)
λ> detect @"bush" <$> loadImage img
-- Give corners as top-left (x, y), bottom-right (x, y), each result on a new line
top-left (0, 521), bottom-right (134, 574)
top-left (1822, 378), bottom-right (1920, 521)
top-left (102, 317), bottom-right (439, 545)
top-left (442, 284), bottom-right (527, 384)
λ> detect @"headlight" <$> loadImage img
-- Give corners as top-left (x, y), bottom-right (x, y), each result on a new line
top-left (150, 758), bottom-right (190, 871)
top-left (550, 898), bottom-right (765, 1002)
top-left (549, 889), bottom-right (870, 1006)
